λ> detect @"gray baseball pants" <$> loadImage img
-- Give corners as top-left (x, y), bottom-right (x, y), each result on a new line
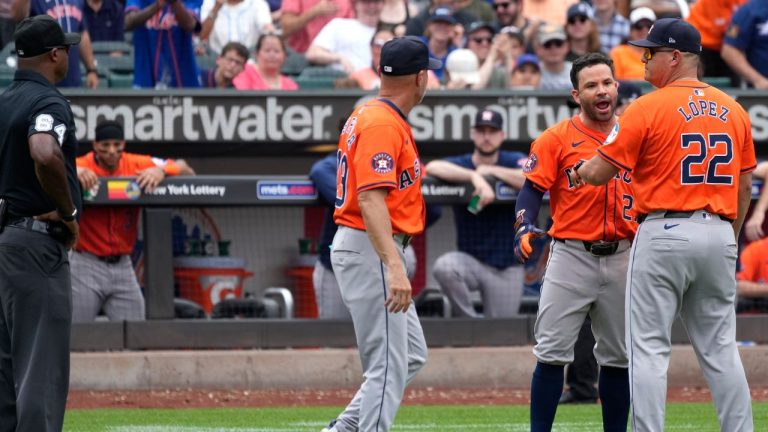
top-left (534, 239), bottom-right (630, 368)
top-left (331, 226), bottom-right (427, 432)
top-left (627, 210), bottom-right (753, 431)
top-left (70, 251), bottom-right (146, 322)
top-left (314, 246), bottom-right (416, 320)
top-left (433, 251), bottom-right (524, 317)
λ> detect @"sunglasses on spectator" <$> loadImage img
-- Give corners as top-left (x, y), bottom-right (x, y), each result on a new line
top-left (471, 36), bottom-right (493, 44)
top-left (642, 47), bottom-right (674, 61)
top-left (567, 15), bottom-right (589, 25)
top-left (542, 40), bottom-right (565, 49)
top-left (493, 0), bottom-right (517, 10)
top-left (632, 22), bottom-right (653, 31)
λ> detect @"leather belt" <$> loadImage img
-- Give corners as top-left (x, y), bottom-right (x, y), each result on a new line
top-left (393, 233), bottom-right (412, 248)
top-left (4, 216), bottom-right (51, 235)
top-left (97, 255), bottom-right (123, 264)
top-left (554, 238), bottom-right (621, 257)
top-left (636, 210), bottom-right (734, 224)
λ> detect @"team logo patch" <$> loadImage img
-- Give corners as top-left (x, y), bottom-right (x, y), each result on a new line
top-left (694, 89), bottom-right (705, 97)
top-left (371, 152), bottom-right (394, 174)
top-left (523, 153), bottom-right (538, 173)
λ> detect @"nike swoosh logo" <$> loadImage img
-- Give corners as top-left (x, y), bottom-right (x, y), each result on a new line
top-left (571, 140), bottom-right (585, 147)
top-left (664, 223), bottom-right (680, 230)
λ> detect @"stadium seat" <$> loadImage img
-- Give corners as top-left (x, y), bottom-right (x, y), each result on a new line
top-left (95, 54), bottom-right (134, 74)
top-left (295, 76), bottom-right (339, 89)
top-left (108, 71), bottom-right (134, 88)
top-left (91, 40), bottom-right (132, 56)
top-left (297, 66), bottom-right (347, 79)
top-left (702, 76), bottom-right (732, 88)
top-left (281, 48), bottom-right (308, 76)
top-left (196, 53), bottom-right (218, 70)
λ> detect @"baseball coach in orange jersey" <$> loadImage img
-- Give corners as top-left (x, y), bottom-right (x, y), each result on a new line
top-left (322, 36), bottom-right (441, 432)
top-left (571, 18), bottom-right (755, 432)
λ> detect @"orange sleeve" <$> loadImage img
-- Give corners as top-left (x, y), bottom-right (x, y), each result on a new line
top-left (739, 109), bottom-right (757, 174)
top-left (352, 124), bottom-right (400, 192)
top-left (124, 153), bottom-right (181, 175)
top-left (524, 128), bottom-right (563, 191)
top-left (737, 242), bottom-right (758, 281)
top-left (76, 155), bottom-right (89, 168)
top-left (597, 99), bottom-right (647, 172)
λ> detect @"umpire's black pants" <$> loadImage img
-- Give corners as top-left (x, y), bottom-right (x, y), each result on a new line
top-left (0, 226), bottom-right (71, 432)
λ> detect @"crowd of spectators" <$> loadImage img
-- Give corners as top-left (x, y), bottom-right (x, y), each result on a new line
top-left (1, 0), bottom-right (758, 91)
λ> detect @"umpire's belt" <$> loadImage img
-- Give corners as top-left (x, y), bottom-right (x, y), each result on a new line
top-left (554, 238), bottom-right (622, 257)
top-left (4, 216), bottom-right (50, 234)
top-left (636, 210), bottom-right (734, 224)
top-left (393, 233), bottom-right (412, 248)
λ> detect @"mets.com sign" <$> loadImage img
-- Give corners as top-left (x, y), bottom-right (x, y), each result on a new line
top-left (64, 89), bottom-right (768, 145)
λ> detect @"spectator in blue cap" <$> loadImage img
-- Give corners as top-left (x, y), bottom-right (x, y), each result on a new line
top-left (404, 0), bottom-right (477, 39)
top-left (510, 52), bottom-right (541, 89)
top-left (421, 6), bottom-right (458, 81)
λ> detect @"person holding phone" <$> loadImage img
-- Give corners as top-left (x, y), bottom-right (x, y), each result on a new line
top-left (425, 108), bottom-right (527, 318)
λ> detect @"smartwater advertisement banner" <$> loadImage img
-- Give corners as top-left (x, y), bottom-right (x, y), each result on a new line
top-left (62, 89), bottom-right (768, 148)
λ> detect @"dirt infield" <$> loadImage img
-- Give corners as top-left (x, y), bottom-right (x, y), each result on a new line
top-left (67, 387), bottom-right (768, 410)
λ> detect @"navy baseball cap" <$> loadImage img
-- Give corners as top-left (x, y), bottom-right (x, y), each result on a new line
top-left (14, 15), bottom-right (80, 58)
top-left (380, 36), bottom-right (442, 76)
top-left (567, 2), bottom-right (593, 21)
top-left (428, 7), bottom-right (456, 24)
top-left (474, 108), bottom-right (503, 130)
top-left (628, 17), bottom-right (701, 54)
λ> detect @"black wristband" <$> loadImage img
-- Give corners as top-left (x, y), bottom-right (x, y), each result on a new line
top-left (87, 68), bottom-right (98, 75)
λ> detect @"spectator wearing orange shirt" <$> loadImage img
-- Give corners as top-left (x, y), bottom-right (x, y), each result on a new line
top-left (610, 7), bottom-right (656, 81)
top-left (72, 121), bottom-right (195, 322)
top-left (687, 0), bottom-right (746, 80)
top-left (737, 237), bottom-right (768, 312)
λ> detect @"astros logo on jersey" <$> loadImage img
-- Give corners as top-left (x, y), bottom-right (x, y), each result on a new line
top-left (372, 153), bottom-right (394, 174)
top-left (523, 153), bottom-right (538, 173)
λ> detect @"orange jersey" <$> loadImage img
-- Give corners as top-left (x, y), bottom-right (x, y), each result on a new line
top-left (524, 115), bottom-right (637, 241)
top-left (610, 44), bottom-right (645, 81)
top-left (737, 238), bottom-right (768, 283)
top-left (687, 0), bottom-right (747, 51)
top-left (333, 99), bottom-right (425, 235)
top-left (76, 152), bottom-right (181, 256)
top-left (598, 80), bottom-right (756, 220)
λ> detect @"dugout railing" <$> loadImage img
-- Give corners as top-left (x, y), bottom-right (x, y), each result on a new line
top-left (70, 175), bottom-right (768, 351)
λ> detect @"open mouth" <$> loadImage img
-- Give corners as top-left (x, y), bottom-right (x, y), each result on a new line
top-left (595, 100), bottom-right (611, 112)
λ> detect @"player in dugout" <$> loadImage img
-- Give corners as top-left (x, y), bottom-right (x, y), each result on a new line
top-left (71, 120), bottom-right (195, 322)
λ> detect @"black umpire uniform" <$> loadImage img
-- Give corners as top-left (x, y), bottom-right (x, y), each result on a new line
top-left (0, 16), bottom-right (81, 432)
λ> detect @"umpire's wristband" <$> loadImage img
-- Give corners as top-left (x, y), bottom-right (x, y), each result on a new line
top-left (58, 207), bottom-right (77, 222)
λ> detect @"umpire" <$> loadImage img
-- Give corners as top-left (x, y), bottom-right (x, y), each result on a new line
top-left (0, 15), bottom-right (81, 431)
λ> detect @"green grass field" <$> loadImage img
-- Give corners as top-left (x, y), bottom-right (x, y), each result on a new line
top-left (63, 403), bottom-right (768, 431)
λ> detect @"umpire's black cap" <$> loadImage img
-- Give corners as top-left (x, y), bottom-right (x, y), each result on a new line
top-left (380, 36), bottom-right (442, 76)
top-left (14, 15), bottom-right (81, 58)
top-left (628, 17), bottom-right (701, 54)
